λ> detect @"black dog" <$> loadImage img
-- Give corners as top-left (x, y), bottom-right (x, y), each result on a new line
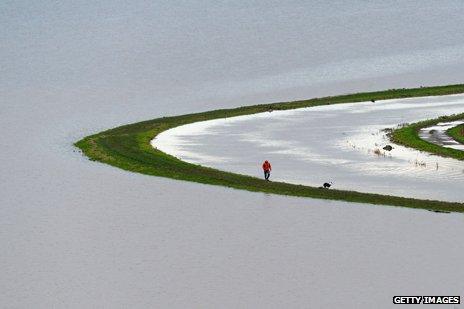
top-left (323, 182), bottom-right (332, 189)
top-left (383, 145), bottom-right (393, 151)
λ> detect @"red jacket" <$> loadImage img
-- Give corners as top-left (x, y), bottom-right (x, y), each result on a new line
top-left (262, 161), bottom-right (272, 171)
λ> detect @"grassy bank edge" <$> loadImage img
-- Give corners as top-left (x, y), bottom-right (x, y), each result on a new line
top-left (447, 124), bottom-right (464, 145)
top-left (391, 114), bottom-right (464, 161)
top-left (75, 84), bottom-right (464, 212)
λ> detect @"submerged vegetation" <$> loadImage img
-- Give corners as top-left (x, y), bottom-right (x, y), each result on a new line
top-left (76, 84), bottom-right (464, 212)
top-left (391, 113), bottom-right (464, 161)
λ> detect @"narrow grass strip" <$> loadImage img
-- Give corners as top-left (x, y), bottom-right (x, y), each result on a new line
top-left (75, 84), bottom-right (464, 212)
top-left (391, 113), bottom-right (464, 160)
top-left (447, 124), bottom-right (464, 145)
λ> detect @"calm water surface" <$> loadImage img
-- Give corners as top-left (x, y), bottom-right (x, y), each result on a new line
top-left (2, 1), bottom-right (464, 308)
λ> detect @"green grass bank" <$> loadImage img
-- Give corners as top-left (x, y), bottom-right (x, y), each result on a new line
top-left (75, 84), bottom-right (464, 212)
top-left (391, 113), bottom-right (464, 161)
top-left (447, 124), bottom-right (464, 145)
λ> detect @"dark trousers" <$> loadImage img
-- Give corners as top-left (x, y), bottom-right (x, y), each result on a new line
top-left (264, 170), bottom-right (270, 180)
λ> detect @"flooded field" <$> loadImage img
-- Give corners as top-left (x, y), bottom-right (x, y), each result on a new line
top-left (419, 120), bottom-right (464, 150)
top-left (2, 1), bottom-right (464, 308)
top-left (154, 94), bottom-right (464, 202)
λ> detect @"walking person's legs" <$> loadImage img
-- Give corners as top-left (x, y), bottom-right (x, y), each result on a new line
top-left (265, 170), bottom-right (270, 180)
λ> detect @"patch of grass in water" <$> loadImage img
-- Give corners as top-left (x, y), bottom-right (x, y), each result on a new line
top-left (447, 124), bottom-right (464, 145)
top-left (391, 114), bottom-right (464, 161)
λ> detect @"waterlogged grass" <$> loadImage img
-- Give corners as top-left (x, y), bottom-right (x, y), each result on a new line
top-left (447, 124), bottom-right (464, 145)
top-left (76, 84), bottom-right (464, 212)
top-left (391, 113), bottom-right (464, 161)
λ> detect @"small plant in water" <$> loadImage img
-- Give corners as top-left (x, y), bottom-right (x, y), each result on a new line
top-left (372, 148), bottom-right (385, 156)
top-left (414, 159), bottom-right (426, 167)
top-left (382, 128), bottom-right (393, 133)
top-left (398, 123), bottom-right (409, 128)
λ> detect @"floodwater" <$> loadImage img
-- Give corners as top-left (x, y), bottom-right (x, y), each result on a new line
top-left (2, 1), bottom-right (464, 308)
top-left (420, 120), bottom-right (464, 151)
top-left (153, 94), bottom-right (464, 202)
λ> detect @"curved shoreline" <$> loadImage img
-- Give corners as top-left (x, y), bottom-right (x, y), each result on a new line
top-left (151, 94), bottom-right (464, 202)
top-left (391, 114), bottom-right (464, 160)
top-left (448, 124), bottom-right (464, 145)
top-left (419, 120), bottom-right (464, 150)
top-left (75, 84), bottom-right (464, 212)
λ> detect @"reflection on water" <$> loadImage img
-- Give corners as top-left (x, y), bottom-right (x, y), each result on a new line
top-left (154, 94), bottom-right (464, 202)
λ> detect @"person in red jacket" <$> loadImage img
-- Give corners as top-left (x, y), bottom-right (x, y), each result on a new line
top-left (262, 160), bottom-right (272, 181)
